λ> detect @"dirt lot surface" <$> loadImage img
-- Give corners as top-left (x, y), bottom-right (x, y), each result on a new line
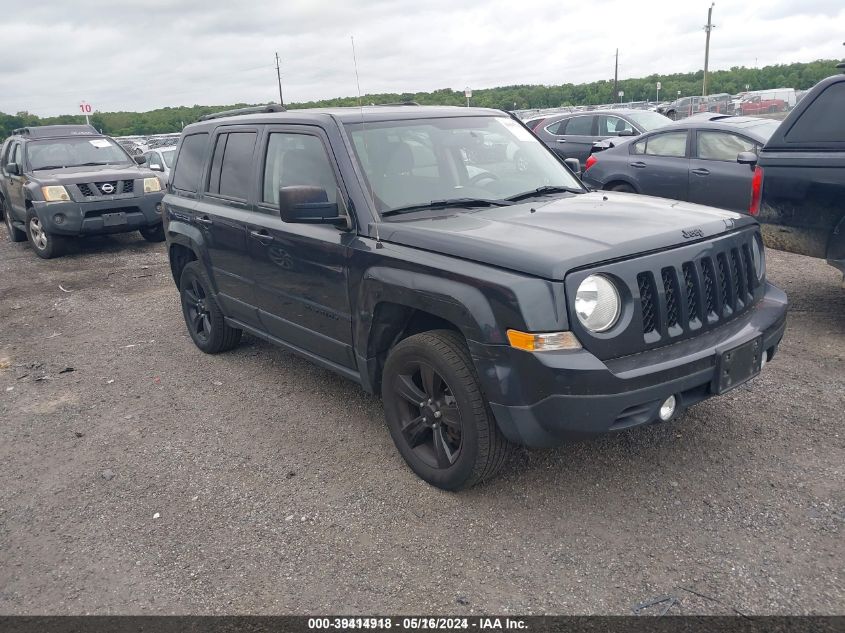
top-left (0, 230), bottom-right (842, 616)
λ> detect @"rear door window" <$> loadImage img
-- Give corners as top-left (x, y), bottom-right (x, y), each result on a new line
top-left (784, 82), bottom-right (845, 143)
top-left (206, 132), bottom-right (257, 200)
top-left (564, 116), bottom-right (594, 136)
top-left (641, 131), bottom-right (688, 157)
top-left (171, 133), bottom-right (209, 193)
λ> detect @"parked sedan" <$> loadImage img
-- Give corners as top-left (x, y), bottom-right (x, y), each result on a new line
top-left (581, 115), bottom-right (781, 213)
top-left (532, 109), bottom-right (672, 167)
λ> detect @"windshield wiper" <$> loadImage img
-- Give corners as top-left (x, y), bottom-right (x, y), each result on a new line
top-left (32, 165), bottom-right (67, 170)
top-left (381, 197), bottom-right (513, 217)
top-left (68, 162), bottom-right (119, 167)
top-left (505, 185), bottom-right (583, 202)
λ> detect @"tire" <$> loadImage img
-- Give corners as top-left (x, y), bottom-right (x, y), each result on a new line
top-left (2, 199), bottom-right (26, 242)
top-left (179, 261), bottom-right (242, 353)
top-left (139, 222), bottom-right (165, 242)
top-left (26, 209), bottom-right (66, 258)
top-left (382, 329), bottom-right (513, 490)
top-left (609, 183), bottom-right (636, 193)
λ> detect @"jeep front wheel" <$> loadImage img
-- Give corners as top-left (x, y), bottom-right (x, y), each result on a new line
top-left (179, 261), bottom-right (242, 353)
top-left (382, 330), bottom-right (513, 490)
top-left (27, 210), bottom-right (66, 258)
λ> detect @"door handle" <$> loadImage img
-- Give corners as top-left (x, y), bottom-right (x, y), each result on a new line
top-left (629, 161), bottom-right (646, 168)
top-left (249, 229), bottom-right (274, 245)
top-left (555, 139), bottom-right (567, 143)
top-left (691, 168), bottom-right (710, 176)
top-left (194, 215), bottom-right (213, 226)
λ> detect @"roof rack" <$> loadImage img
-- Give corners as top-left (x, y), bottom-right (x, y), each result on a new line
top-left (199, 104), bottom-right (287, 122)
top-left (12, 124), bottom-right (98, 138)
top-left (372, 101), bottom-right (421, 107)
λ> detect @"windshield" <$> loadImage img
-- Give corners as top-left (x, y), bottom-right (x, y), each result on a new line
top-left (345, 116), bottom-right (583, 216)
top-left (161, 148), bottom-right (176, 167)
top-left (26, 137), bottom-right (133, 170)
top-left (627, 111), bottom-right (673, 131)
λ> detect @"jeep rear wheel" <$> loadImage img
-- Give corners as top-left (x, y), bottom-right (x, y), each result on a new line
top-left (27, 210), bottom-right (66, 258)
top-left (179, 261), bottom-right (242, 353)
top-left (382, 330), bottom-right (513, 490)
top-left (3, 200), bottom-right (26, 242)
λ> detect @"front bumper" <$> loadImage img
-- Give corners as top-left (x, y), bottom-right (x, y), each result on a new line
top-left (32, 192), bottom-right (164, 236)
top-left (472, 282), bottom-right (787, 447)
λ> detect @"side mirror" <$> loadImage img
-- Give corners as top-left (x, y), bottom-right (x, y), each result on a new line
top-left (149, 163), bottom-right (163, 172)
top-left (564, 157), bottom-right (582, 177)
top-left (617, 129), bottom-right (637, 137)
top-left (279, 186), bottom-right (345, 225)
top-left (737, 151), bottom-right (758, 167)
top-left (6, 163), bottom-right (20, 176)
top-left (134, 155), bottom-right (146, 164)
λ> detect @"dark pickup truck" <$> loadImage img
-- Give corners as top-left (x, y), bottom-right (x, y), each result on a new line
top-left (751, 72), bottom-right (845, 278)
top-left (163, 104), bottom-right (787, 490)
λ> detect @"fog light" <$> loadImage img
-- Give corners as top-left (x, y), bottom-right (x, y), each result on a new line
top-left (53, 213), bottom-right (66, 225)
top-left (659, 395), bottom-right (677, 421)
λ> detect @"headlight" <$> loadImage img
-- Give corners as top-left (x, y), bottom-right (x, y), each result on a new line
top-left (143, 177), bottom-right (162, 193)
top-left (751, 235), bottom-right (765, 281)
top-left (575, 274), bottom-right (621, 332)
top-left (41, 185), bottom-right (70, 202)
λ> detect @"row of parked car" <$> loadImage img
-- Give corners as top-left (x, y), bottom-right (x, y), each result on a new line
top-left (521, 74), bottom-right (844, 279)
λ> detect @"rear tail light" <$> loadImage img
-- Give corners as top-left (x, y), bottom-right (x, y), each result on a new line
top-left (749, 165), bottom-right (764, 215)
top-left (584, 154), bottom-right (597, 171)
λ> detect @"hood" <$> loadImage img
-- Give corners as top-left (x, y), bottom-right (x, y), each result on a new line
top-left (378, 191), bottom-right (753, 280)
top-left (31, 163), bottom-right (153, 184)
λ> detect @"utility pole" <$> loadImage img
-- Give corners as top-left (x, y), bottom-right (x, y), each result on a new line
top-left (613, 49), bottom-right (619, 103)
top-left (702, 3), bottom-right (715, 96)
top-left (275, 52), bottom-right (284, 106)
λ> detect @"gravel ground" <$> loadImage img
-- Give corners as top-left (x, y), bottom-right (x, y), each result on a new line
top-left (0, 230), bottom-right (842, 616)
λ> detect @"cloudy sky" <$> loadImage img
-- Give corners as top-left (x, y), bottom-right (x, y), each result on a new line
top-left (3, 0), bottom-right (843, 116)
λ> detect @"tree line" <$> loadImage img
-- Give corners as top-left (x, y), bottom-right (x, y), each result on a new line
top-left (1, 59), bottom-right (840, 138)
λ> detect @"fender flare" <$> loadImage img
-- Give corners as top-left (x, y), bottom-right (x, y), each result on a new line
top-left (353, 267), bottom-right (505, 393)
top-left (166, 220), bottom-right (211, 286)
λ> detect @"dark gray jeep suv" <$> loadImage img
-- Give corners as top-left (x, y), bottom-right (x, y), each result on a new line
top-left (163, 104), bottom-right (787, 490)
top-left (0, 124), bottom-right (165, 258)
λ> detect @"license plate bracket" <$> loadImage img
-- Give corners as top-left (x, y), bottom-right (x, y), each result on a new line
top-left (714, 336), bottom-right (763, 394)
top-left (102, 212), bottom-right (127, 227)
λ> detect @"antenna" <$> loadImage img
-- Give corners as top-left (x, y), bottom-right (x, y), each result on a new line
top-left (351, 35), bottom-right (381, 246)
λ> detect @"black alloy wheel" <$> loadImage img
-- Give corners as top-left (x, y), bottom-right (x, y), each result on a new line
top-left (183, 277), bottom-right (213, 344)
top-left (382, 330), bottom-right (513, 490)
top-left (178, 261), bottom-right (242, 353)
top-left (392, 360), bottom-right (463, 470)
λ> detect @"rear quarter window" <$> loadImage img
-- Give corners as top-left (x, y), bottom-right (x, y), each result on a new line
top-left (784, 82), bottom-right (845, 144)
top-left (171, 133), bottom-right (210, 193)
